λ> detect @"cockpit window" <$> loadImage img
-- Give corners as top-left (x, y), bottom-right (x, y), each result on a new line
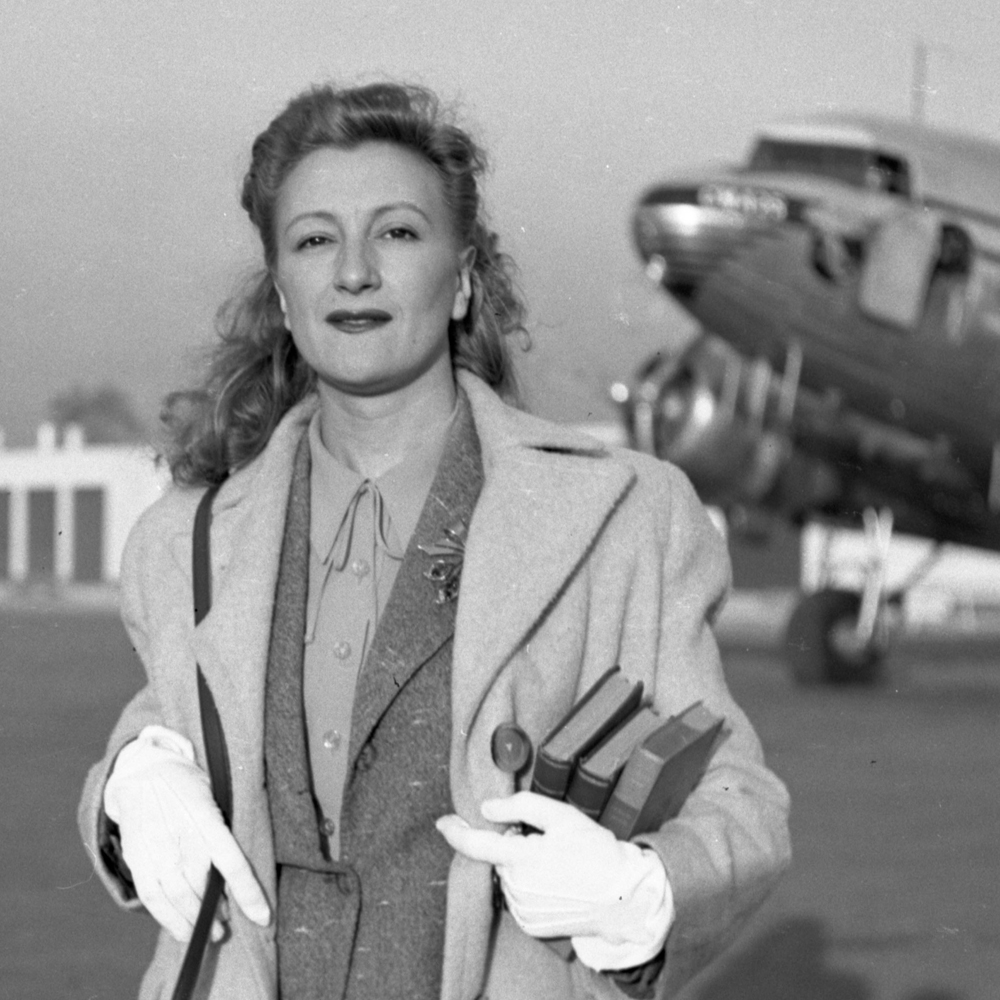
top-left (867, 154), bottom-right (911, 196)
top-left (748, 140), bottom-right (911, 196)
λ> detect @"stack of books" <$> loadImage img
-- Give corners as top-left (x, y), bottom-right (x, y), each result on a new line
top-left (521, 666), bottom-right (726, 959)
top-left (530, 666), bottom-right (726, 840)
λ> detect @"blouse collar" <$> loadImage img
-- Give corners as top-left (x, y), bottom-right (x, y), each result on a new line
top-left (307, 399), bottom-right (459, 566)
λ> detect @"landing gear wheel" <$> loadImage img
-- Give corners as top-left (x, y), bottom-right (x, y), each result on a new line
top-left (785, 588), bottom-right (885, 686)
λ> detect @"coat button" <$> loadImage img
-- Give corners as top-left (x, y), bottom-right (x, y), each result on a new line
top-left (490, 723), bottom-right (532, 774)
top-left (336, 872), bottom-right (355, 896)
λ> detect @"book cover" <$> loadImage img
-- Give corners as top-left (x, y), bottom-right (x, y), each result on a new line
top-left (598, 702), bottom-right (725, 840)
top-left (565, 706), bottom-right (661, 821)
top-left (529, 666), bottom-right (644, 801)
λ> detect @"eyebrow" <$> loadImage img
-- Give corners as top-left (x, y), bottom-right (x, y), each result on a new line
top-left (283, 201), bottom-right (433, 235)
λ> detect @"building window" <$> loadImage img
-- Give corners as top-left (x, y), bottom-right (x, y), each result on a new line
top-left (28, 489), bottom-right (56, 579)
top-left (74, 488), bottom-right (105, 582)
top-left (0, 491), bottom-right (9, 581)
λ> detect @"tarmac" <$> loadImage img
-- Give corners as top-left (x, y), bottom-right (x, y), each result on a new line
top-left (1, 595), bottom-right (997, 999)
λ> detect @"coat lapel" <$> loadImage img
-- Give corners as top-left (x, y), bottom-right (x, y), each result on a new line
top-left (439, 374), bottom-right (639, 1000)
top-left (191, 397), bottom-right (317, 769)
top-left (347, 394), bottom-right (484, 774)
top-left (263, 435), bottom-right (329, 870)
top-left (452, 372), bottom-right (638, 741)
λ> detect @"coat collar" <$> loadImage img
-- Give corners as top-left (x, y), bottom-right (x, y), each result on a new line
top-left (191, 375), bottom-right (637, 752)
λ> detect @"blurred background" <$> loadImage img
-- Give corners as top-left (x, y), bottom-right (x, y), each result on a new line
top-left (3, 0), bottom-right (1000, 443)
top-left (2, 2), bottom-right (999, 998)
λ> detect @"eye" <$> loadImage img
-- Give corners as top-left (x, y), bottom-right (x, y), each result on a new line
top-left (381, 226), bottom-right (418, 241)
top-left (295, 234), bottom-right (335, 251)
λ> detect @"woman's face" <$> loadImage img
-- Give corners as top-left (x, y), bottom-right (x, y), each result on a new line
top-left (272, 142), bottom-right (473, 402)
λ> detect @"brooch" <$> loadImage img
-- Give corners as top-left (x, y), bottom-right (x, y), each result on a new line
top-left (418, 520), bottom-right (467, 604)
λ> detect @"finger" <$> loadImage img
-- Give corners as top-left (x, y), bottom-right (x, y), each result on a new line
top-left (159, 784), bottom-right (269, 928)
top-left (174, 865), bottom-right (232, 943)
top-left (118, 823), bottom-right (200, 941)
top-left (201, 826), bottom-right (271, 927)
top-left (133, 875), bottom-right (196, 943)
top-left (480, 792), bottom-right (594, 833)
top-left (435, 814), bottom-right (522, 866)
top-left (161, 863), bottom-right (216, 934)
top-left (508, 908), bottom-right (592, 939)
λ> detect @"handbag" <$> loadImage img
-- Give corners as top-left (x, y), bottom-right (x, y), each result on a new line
top-left (171, 480), bottom-right (233, 1000)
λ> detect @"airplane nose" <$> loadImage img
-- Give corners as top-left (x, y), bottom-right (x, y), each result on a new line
top-left (633, 192), bottom-right (748, 296)
top-left (634, 182), bottom-right (787, 297)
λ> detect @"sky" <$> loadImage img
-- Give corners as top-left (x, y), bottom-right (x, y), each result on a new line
top-left (3, 0), bottom-right (1000, 445)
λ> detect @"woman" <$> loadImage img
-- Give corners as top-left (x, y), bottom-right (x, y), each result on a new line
top-left (79, 81), bottom-right (790, 1000)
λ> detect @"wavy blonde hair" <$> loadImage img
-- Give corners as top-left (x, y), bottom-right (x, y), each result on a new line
top-left (162, 81), bottom-right (528, 485)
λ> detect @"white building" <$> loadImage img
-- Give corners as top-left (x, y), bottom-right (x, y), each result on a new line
top-left (0, 424), bottom-right (166, 586)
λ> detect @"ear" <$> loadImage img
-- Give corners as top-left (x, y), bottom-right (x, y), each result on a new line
top-left (273, 279), bottom-right (291, 332)
top-left (451, 246), bottom-right (476, 322)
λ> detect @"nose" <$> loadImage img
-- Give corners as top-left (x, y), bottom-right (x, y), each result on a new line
top-left (334, 237), bottom-right (379, 294)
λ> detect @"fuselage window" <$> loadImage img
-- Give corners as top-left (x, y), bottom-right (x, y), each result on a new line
top-left (867, 155), bottom-right (911, 197)
top-left (748, 140), bottom-right (911, 197)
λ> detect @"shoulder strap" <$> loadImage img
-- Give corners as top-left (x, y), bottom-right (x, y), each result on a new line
top-left (192, 480), bottom-right (219, 627)
top-left (191, 479), bottom-right (232, 821)
top-left (172, 480), bottom-right (231, 1000)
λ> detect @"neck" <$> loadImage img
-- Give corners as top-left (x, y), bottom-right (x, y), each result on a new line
top-left (315, 372), bottom-right (457, 479)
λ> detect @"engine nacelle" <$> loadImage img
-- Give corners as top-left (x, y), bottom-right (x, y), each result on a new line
top-left (615, 334), bottom-right (1000, 548)
top-left (613, 339), bottom-right (795, 507)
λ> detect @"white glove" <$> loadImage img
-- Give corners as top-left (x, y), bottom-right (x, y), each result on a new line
top-left (436, 791), bottom-right (674, 971)
top-left (104, 725), bottom-right (271, 943)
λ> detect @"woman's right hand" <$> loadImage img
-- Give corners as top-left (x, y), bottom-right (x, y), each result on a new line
top-left (103, 725), bottom-right (271, 942)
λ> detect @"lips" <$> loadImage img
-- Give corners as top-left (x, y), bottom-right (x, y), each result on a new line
top-left (325, 309), bottom-right (392, 333)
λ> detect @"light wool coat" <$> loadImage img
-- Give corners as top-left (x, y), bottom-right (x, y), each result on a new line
top-left (79, 371), bottom-right (790, 1000)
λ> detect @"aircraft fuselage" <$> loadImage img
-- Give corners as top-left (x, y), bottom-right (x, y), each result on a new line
top-left (633, 118), bottom-right (1000, 499)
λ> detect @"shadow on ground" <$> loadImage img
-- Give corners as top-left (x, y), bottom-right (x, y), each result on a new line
top-left (691, 918), bottom-right (967, 1000)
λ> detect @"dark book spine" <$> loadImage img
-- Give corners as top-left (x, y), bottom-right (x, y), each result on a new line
top-left (565, 764), bottom-right (616, 821)
top-left (598, 746), bottom-right (661, 840)
top-left (630, 724), bottom-right (723, 833)
top-left (530, 751), bottom-right (575, 800)
top-left (528, 666), bottom-right (621, 799)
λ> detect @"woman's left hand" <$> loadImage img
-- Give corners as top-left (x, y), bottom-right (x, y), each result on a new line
top-left (436, 791), bottom-right (674, 970)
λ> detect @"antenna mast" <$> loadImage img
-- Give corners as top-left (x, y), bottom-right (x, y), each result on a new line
top-left (911, 39), bottom-right (927, 123)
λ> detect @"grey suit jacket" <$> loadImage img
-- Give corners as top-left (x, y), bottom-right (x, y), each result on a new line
top-left (265, 394), bottom-right (483, 999)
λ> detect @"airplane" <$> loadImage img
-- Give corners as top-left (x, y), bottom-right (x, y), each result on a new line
top-left (612, 112), bottom-right (1000, 684)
